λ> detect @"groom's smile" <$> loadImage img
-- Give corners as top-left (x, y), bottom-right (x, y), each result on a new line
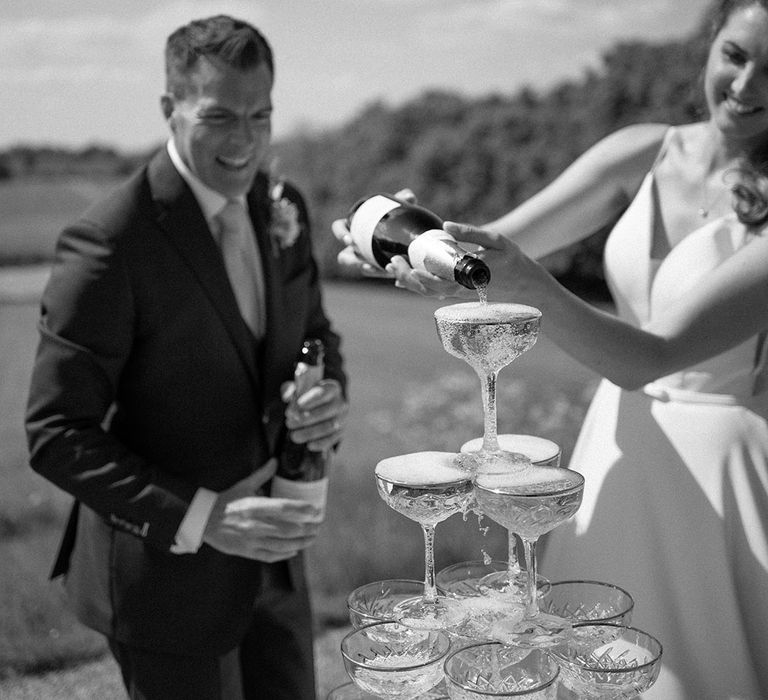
top-left (164, 55), bottom-right (273, 198)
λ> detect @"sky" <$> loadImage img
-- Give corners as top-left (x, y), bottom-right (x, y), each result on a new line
top-left (0, 0), bottom-right (711, 152)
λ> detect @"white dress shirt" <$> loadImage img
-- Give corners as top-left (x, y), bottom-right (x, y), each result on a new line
top-left (166, 139), bottom-right (252, 554)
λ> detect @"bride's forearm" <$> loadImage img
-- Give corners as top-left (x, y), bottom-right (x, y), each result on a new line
top-left (519, 273), bottom-right (668, 390)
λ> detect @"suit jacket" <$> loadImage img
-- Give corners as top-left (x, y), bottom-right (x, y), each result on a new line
top-left (25, 148), bottom-right (345, 656)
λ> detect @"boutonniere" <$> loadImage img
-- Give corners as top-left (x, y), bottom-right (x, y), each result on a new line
top-left (268, 168), bottom-right (302, 256)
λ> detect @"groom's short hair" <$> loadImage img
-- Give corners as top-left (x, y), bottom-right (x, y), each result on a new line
top-left (165, 15), bottom-right (274, 98)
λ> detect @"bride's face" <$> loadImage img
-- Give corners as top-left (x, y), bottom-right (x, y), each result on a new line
top-left (704, 3), bottom-right (768, 147)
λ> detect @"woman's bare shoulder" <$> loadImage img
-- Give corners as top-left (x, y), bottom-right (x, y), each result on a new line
top-left (570, 123), bottom-right (671, 195)
top-left (593, 123), bottom-right (671, 163)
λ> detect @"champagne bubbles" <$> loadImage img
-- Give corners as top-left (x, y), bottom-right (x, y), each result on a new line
top-left (434, 302), bottom-right (541, 376)
top-left (434, 302), bottom-right (541, 325)
top-left (375, 451), bottom-right (470, 487)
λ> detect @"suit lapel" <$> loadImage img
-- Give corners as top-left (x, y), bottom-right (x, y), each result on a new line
top-left (249, 175), bottom-right (284, 398)
top-left (248, 175), bottom-right (292, 453)
top-left (147, 150), bottom-right (261, 393)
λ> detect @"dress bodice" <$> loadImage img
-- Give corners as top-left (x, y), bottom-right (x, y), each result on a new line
top-left (603, 130), bottom-right (767, 399)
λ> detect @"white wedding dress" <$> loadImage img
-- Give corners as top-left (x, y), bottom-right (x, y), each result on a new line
top-left (540, 129), bottom-right (768, 700)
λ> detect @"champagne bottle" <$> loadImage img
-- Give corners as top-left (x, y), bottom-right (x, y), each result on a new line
top-left (277, 339), bottom-right (327, 482)
top-left (346, 193), bottom-right (491, 290)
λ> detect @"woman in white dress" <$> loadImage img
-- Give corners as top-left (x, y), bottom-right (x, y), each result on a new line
top-left (335, 1), bottom-right (768, 697)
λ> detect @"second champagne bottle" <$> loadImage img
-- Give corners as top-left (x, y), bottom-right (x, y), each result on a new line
top-left (346, 193), bottom-right (491, 290)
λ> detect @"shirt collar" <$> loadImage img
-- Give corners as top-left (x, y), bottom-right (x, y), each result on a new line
top-left (166, 139), bottom-right (246, 224)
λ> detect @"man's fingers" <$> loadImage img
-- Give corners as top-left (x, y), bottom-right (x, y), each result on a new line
top-left (225, 494), bottom-right (319, 516)
top-left (291, 379), bottom-right (343, 413)
top-left (331, 218), bottom-right (352, 244)
top-left (394, 188), bottom-right (416, 203)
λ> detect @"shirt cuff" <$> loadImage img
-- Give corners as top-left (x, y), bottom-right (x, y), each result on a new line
top-left (170, 487), bottom-right (218, 554)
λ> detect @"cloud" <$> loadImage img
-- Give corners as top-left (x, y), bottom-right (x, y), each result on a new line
top-left (417, 0), bottom-right (705, 39)
top-left (0, 2), bottom-right (271, 86)
top-left (0, 0), bottom-right (709, 149)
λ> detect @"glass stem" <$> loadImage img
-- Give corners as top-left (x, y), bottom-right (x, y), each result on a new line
top-left (480, 370), bottom-right (500, 452)
top-left (507, 530), bottom-right (521, 576)
top-left (520, 537), bottom-right (539, 618)
top-left (421, 524), bottom-right (438, 603)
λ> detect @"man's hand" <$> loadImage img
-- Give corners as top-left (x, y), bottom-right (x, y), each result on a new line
top-left (283, 378), bottom-right (347, 453)
top-left (202, 459), bottom-right (323, 561)
top-left (332, 188), bottom-right (418, 278)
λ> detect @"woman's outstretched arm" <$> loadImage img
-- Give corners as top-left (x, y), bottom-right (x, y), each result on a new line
top-left (387, 123), bottom-right (668, 299)
top-left (448, 221), bottom-right (768, 390)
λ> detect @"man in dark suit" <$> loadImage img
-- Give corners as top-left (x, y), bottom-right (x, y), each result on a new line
top-left (25, 15), bottom-right (347, 700)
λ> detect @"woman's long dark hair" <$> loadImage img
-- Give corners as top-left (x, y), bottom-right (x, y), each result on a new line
top-left (731, 156), bottom-right (768, 226)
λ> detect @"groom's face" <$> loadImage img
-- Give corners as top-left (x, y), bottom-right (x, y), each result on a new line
top-left (164, 56), bottom-right (273, 198)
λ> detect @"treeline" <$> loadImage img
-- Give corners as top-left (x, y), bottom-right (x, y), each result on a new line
top-left (1, 30), bottom-right (708, 293)
top-left (270, 34), bottom-right (707, 293)
top-left (0, 145), bottom-right (151, 180)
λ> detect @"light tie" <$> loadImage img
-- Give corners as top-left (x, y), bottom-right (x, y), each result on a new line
top-left (215, 199), bottom-right (265, 338)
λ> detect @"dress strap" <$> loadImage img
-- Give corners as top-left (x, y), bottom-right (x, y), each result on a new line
top-left (751, 330), bottom-right (768, 396)
top-left (647, 126), bottom-right (676, 262)
top-left (649, 126), bottom-right (675, 173)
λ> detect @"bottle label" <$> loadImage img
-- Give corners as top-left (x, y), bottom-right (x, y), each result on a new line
top-left (349, 195), bottom-right (400, 268)
top-left (271, 475), bottom-right (328, 522)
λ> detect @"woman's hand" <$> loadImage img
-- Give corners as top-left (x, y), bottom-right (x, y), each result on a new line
top-left (442, 221), bottom-right (546, 300)
top-left (385, 220), bottom-right (545, 302)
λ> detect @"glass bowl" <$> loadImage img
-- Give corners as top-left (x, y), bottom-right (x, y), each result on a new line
top-left (460, 434), bottom-right (561, 467)
top-left (340, 621), bottom-right (451, 699)
top-left (443, 643), bottom-right (559, 698)
top-left (539, 580), bottom-right (634, 626)
top-left (326, 681), bottom-right (381, 699)
top-left (550, 623), bottom-right (662, 699)
top-left (347, 579), bottom-right (426, 628)
top-left (327, 681), bottom-right (449, 699)
top-left (436, 560), bottom-right (508, 598)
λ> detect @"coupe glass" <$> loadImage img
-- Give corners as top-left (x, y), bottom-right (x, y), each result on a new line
top-left (550, 623), bottom-right (662, 699)
top-left (375, 452), bottom-right (474, 630)
top-left (461, 434), bottom-right (560, 597)
top-left (326, 682), bottom-right (382, 699)
top-left (460, 435), bottom-right (561, 467)
top-left (540, 580), bottom-right (634, 627)
top-left (443, 644), bottom-right (559, 699)
top-left (340, 621), bottom-right (451, 699)
top-left (347, 580), bottom-right (426, 629)
top-left (472, 468), bottom-right (585, 647)
top-left (434, 302), bottom-right (541, 474)
top-left (436, 560), bottom-right (508, 599)
top-left (326, 681), bottom-right (449, 699)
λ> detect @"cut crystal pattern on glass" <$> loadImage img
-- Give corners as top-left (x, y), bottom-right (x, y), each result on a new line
top-left (540, 580), bottom-right (634, 626)
top-left (551, 624), bottom-right (663, 699)
top-left (444, 644), bottom-right (559, 699)
top-left (341, 622), bottom-right (450, 699)
top-left (346, 579), bottom-right (426, 629)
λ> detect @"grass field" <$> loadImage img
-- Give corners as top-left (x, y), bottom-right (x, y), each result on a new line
top-left (0, 179), bottom-right (120, 265)
top-left (0, 177), bottom-right (600, 697)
